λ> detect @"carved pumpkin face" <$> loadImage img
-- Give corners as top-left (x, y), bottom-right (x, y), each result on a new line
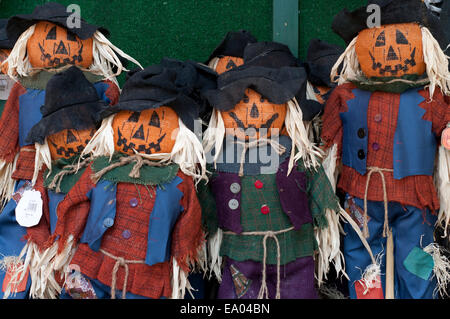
top-left (112, 107), bottom-right (179, 155)
top-left (221, 89), bottom-right (286, 140)
top-left (0, 49), bottom-right (10, 74)
top-left (355, 23), bottom-right (425, 78)
top-left (48, 128), bottom-right (96, 160)
top-left (27, 21), bottom-right (93, 69)
top-left (214, 56), bottom-right (244, 74)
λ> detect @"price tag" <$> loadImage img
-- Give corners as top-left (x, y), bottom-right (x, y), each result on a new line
top-left (0, 74), bottom-right (14, 100)
top-left (15, 189), bottom-right (43, 227)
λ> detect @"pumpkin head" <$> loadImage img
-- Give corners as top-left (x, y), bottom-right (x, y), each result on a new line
top-left (112, 107), bottom-right (179, 155)
top-left (214, 56), bottom-right (244, 74)
top-left (48, 128), bottom-right (96, 160)
top-left (0, 49), bottom-right (10, 74)
top-left (27, 21), bottom-right (93, 69)
top-left (221, 88), bottom-right (286, 140)
top-left (355, 23), bottom-right (425, 79)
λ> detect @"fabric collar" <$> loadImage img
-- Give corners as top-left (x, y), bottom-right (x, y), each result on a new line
top-left (18, 70), bottom-right (103, 90)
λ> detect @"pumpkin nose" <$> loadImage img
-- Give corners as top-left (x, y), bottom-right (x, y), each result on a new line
top-left (55, 40), bottom-right (68, 55)
top-left (250, 103), bottom-right (259, 118)
top-left (387, 46), bottom-right (399, 61)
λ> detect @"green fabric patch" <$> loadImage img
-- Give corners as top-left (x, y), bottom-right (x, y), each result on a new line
top-left (91, 153), bottom-right (180, 186)
top-left (351, 74), bottom-right (428, 94)
top-left (18, 71), bottom-right (103, 90)
top-left (44, 156), bottom-right (88, 194)
top-left (403, 246), bottom-right (434, 281)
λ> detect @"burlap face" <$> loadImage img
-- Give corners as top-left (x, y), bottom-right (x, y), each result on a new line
top-left (48, 128), bottom-right (96, 160)
top-left (221, 88), bottom-right (286, 141)
top-left (27, 21), bottom-right (94, 69)
top-left (355, 23), bottom-right (425, 79)
top-left (112, 107), bottom-right (179, 156)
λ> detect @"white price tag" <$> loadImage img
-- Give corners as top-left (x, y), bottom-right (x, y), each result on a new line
top-left (15, 190), bottom-right (43, 227)
top-left (0, 74), bottom-right (14, 100)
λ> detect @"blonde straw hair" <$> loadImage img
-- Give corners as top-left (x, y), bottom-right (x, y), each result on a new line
top-left (330, 26), bottom-right (450, 98)
top-left (82, 114), bottom-right (207, 184)
top-left (203, 98), bottom-right (323, 176)
top-left (3, 24), bottom-right (143, 87)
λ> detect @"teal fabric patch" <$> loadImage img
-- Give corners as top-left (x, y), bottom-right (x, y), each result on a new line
top-left (403, 247), bottom-right (434, 281)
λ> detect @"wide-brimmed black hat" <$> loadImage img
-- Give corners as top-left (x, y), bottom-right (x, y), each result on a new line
top-left (7, 2), bottom-right (109, 44)
top-left (205, 30), bottom-right (257, 64)
top-left (242, 41), bottom-right (300, 68)
top-left (302, 38), bottom-right (344, 88)
top-left (100, 58), bottom-right (217, 131)
top-left (332, 0), bottom-right (447, 49)
top-left (0, 19), bottom-right (14, 49)
top-left (26, 66), bottom-right (108, 145)
top-left (203, 64), bottom-right (322, 118)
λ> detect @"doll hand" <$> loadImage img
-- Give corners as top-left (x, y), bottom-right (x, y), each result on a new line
top-left (442, 125), bottom-right (450, 150)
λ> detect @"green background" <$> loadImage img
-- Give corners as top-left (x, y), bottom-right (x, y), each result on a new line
top-left (0, 0), bottom-right (365, 79)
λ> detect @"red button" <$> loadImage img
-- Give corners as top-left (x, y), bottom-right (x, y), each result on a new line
top-left (254, 180), bottom-right (264, 189)
top-left (261, 205), bottom-right (270, 215)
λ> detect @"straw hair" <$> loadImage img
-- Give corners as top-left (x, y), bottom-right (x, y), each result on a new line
top-left (3, 24), bottom-right (143, 87)
top-left (207, 57), bottom-right (219, 71)
top-left (82, 115), bottom-right (207, 184)
top-left (203, 99), bottom-right (322, 175)
top-left (330, 26), bottom-right (450, 98)
top-left (32, 139), bottom-right (52, 185)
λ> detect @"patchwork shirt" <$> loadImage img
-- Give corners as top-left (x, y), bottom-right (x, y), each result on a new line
top-left (53, 162), bottom-right (203, 299)
top-left (321, 82), bottom-right (450, 212)
top-left (199, 136), bottom-right (339, 265)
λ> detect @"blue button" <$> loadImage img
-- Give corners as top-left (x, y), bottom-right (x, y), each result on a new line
top-left (103, 217), bottom-right (114, 228)
top-left (122, 230), bottom-right (131, 239)
top-left (129, 198), bottom-right (138, 207)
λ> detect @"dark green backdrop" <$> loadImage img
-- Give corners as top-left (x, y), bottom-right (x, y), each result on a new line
top-left (0, 0), bottom-right (365, 82)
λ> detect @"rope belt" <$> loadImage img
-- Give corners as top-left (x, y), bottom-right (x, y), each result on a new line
top-left (363, 166), bottom-right (394, 238)
top-left (100, 249), bottom-right (145, 299)
top-left (223, 226), bottom-right (294, 299)
top-left (234, 138), bottom-right (286, 177)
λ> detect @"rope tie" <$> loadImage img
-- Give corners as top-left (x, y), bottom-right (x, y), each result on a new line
top-left (48, 157), bottom-right (92, 193)
top-left (234, 137), bottom-right (286, 177)
top-left (100, 249), bottom-right (145, 299)
top-left (223, 226), bottom-right (294, 299)
top-left (363, 167), bottom-right (393, 238)
top-left (91, 154), bottom-right (169, 183)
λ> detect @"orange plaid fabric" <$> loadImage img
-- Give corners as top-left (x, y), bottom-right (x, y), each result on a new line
top-left (321, 82), bottom-right (450, 211)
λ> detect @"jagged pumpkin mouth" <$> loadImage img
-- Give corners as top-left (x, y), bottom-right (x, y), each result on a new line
top-left (368, 48), bottom-right (417, 77)
top-left (38, 42), bottom-right (84, 68)
top-left (117, 127), bottom-right (167, 154)
top-left (228, 112), bottom-right (279, 137)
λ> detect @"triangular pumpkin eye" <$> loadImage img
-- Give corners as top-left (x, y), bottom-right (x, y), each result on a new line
top-left (396, 29), bottom-right (409, 44)
top-left (149, 111), bottom-right (160, 128)
top-left (127, 112), bottom-right (140, 122)
top-left (46, 26), bottom-right (57, 40)
top-left (66, 130), bottom-right (78, 143)
top-left (226, 59), bottom-right (237, 70)
top-left (375, 30), bottom-right (385, 47)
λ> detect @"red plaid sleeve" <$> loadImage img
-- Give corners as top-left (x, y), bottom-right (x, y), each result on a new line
top-left (25, 169), bottom-right (51, 251)
top-left (171, 172), bottom-right (204, 272)
top-left (420, 88), bottom-right (450, 137)
top-left (0, 82), bottom-right (26, 163)
top-left (54, 165), bottom-right (95, 253)
top-left (321, 83), bottom-right (356, 153)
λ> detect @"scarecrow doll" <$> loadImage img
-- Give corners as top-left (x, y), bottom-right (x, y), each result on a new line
top-left (199, 49), bottom-right (345, 299)
top-left (32, 62), bottom-right (213, 299)
top-left (0, 2), bottom-right (139, 299)
top-left (1, 66), bottom-right (110, 299)
top-left (321, 0), bottom-right (450, 299)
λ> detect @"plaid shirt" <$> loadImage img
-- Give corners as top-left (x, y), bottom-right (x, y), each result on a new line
top-left (321, 82), bottom-right (450, 211)
top-left (0, 80), bottom-right (119, 181)
top-left (54, 165), bottom-right (203, 299)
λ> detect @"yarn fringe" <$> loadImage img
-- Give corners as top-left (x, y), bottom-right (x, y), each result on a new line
top-left (171, 258), bottom-right (195, 299)
top-left (206, 229), bottom-right (223, 283)
top-left (436, 146), bottom-right (450, 236)
top-left (0, 155), bottom-right (18, 208)
top-left (322, 143), bottom-right (339, 192)
top-left (423, 243), bottom-right (450, 298)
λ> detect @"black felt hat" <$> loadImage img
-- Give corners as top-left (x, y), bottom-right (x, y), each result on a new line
top-left (242, 41), bottom-right (300, 68)
top-left (332, 0), bottom-right (447, 49)
top-left (303, 38), bottom-right (344, 88)
top-left (26, 66), bottom-right (108, 145)
top-left (7, 2), bottom-right (109, 44)
top-left (0, 19), bottom-right (14, 49)
top-left (206, 30), bottom-right (257, 64)
top-left (100, 58), bottom-right (217, 131)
